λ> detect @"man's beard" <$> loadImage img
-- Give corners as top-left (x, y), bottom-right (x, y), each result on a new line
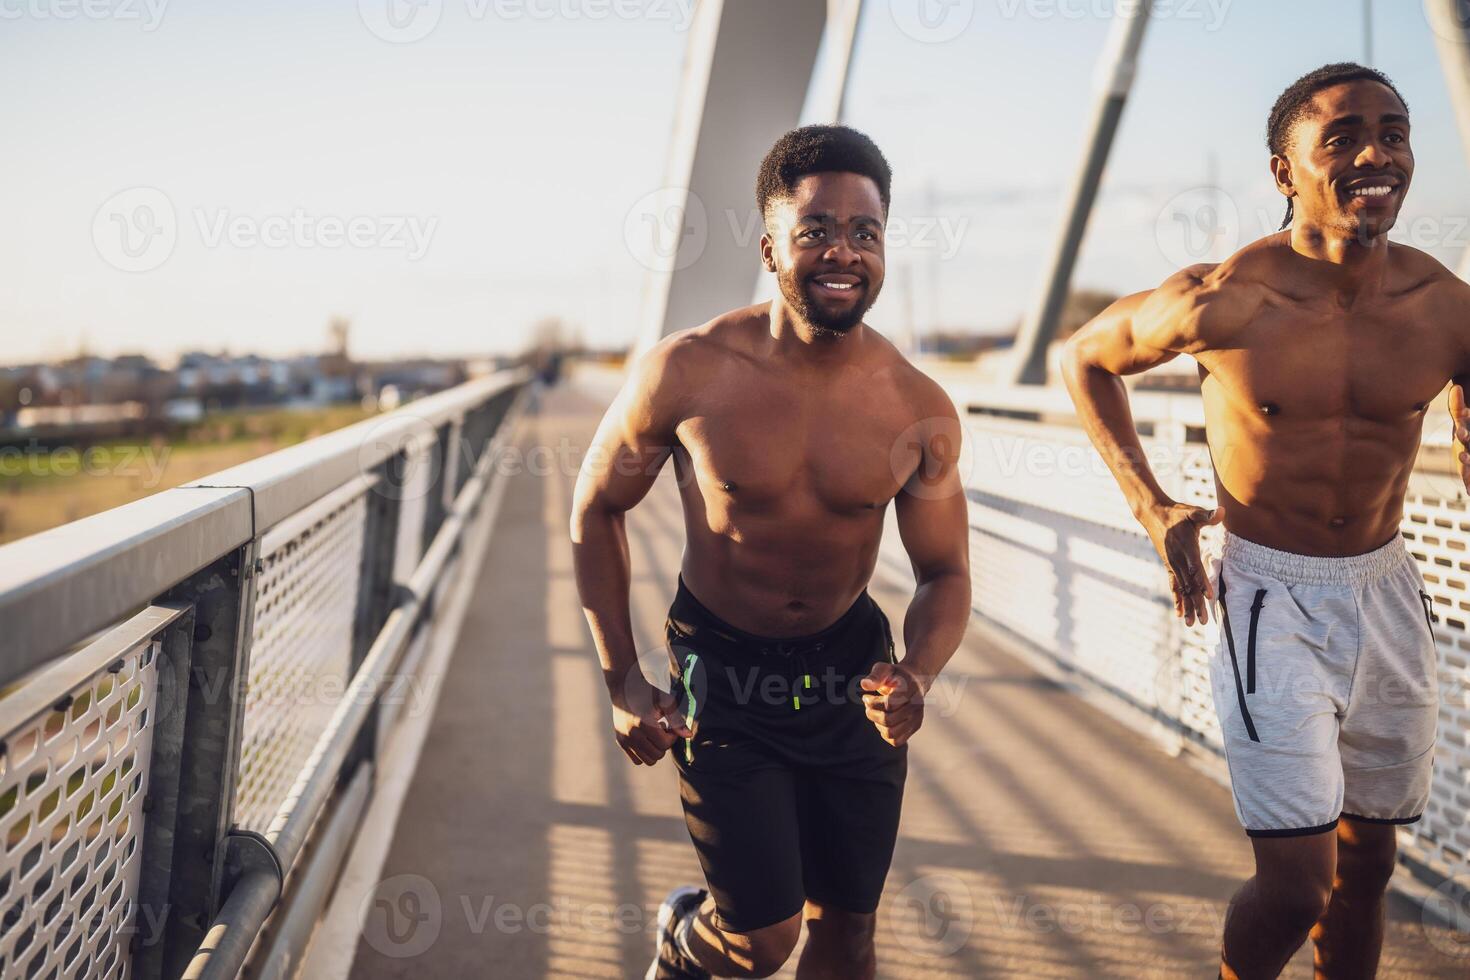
top-left (776, 264), bottom-right (880, 335)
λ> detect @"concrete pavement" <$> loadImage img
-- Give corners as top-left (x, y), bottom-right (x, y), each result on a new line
top-left (345, 380), bottom-right (1466, 979)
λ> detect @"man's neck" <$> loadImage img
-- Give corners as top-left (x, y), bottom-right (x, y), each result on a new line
top-left (765, 300), bottom-right (862, 366)
top-left (1286, 220), bottom-right (1390, 300)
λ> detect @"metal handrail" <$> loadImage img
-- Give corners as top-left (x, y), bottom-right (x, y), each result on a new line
top-left (186, 371), bottom-right (520, 532)
top-left (180, 381), bottom-right (519, 979)
top-left (0, 367), bottom-right (529, 980)
top-left (0, 370), bottom-right (525, 689)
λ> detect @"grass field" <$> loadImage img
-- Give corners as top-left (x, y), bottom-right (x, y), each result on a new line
top-left (0, 404), bottom-right (375, 545)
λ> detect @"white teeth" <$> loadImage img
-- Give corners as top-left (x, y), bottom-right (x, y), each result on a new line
top-left (818, 281), bottom-right (855, 290)
top-left (1350, 186), bottom-right (1393, 198)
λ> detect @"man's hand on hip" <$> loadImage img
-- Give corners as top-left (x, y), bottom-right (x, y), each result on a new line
top-left (1138, 500), bottom-right (1223, 627)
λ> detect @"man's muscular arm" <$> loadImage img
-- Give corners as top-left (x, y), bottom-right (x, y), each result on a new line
top-left (570, 337), bottom-right (692, 765)
top-left (1062, 266), bottom-right (1226, 626)
top-left (862, 386), bottom-right (971, 747)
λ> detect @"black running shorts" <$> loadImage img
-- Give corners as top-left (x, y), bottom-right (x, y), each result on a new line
top-left (666, 576), bottom-right (907, 933)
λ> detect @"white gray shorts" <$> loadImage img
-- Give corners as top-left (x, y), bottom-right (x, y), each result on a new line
top-left (1209, 532), bottom-right (1438, 837)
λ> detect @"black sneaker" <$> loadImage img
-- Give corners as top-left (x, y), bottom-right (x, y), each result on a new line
top-left (645, 885), bottom-right (711, 980)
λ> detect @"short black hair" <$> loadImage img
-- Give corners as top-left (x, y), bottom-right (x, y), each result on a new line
top-left (756, 124), bottom-right (892, 222)
top-left (1266, 62), bottom-right (1409, 229)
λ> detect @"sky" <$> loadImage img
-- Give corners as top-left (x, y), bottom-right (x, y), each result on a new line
top-left (2, 0), bottom-right (1468, 364)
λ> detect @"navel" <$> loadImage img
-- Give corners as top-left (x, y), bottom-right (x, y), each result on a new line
top-left (1329, 516), bottom-right (1348, 529)
top-left (1259, 402), bottom-right (1280, 417)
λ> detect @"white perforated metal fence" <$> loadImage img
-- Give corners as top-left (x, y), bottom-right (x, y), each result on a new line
top-left (0, 372), bottom-right (529, 979)
top-left (953, 382), bottom-right (1470, 899)
top-left (235, 481), bottom-right (369, 836)
top-left (1401, 492), bottom-right (1470, 879)
top-left (0, 608), bottom-right (173, 980)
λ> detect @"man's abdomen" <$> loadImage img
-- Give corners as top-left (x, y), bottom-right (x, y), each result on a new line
top-left (678, 512), bottom-right (885, 638)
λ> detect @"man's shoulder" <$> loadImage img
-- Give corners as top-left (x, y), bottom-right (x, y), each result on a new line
top-left (1138, 249), bottom-right (1269, 350)
top-left (642, 306), bottom-right (764, 376)
top-left (865, 334), bottom-right (957, 419)
top-left (656, 305), bottom-right (766, 364)
top-left (1385, 242), bottom-right (1467, 303)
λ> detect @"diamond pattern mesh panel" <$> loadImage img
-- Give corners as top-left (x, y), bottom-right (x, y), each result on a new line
top-left (234, 490), bottom-right (367, 836)
top-left (0, 637), bottom-right (157, 980)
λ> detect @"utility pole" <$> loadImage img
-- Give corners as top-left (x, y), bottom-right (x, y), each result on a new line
top-left (1010, 1), bottom-right (1154, 385)
top-left (1427, 0), bottom-right (1470, 279)
top-left (1364, 0), bottom-right (1373, 65)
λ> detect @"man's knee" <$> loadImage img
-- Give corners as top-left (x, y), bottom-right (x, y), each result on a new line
top-left (803, 904), bottom-right (876, 965)
top-left (1253, 867), bottom-right (1334, 934)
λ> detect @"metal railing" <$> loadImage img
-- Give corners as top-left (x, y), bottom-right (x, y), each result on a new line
top-left (0, 370), bottom-right (528, 979)
top-left (948, 380), bottom-right (1470, 905)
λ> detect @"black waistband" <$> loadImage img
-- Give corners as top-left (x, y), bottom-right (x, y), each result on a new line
top-left (670, 576), bottom-right (875, 657)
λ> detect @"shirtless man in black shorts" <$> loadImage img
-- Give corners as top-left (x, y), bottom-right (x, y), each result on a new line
top-left (1064, 64), bottom-right (1470, 978)
top-left (571, 125), bottom-right (972, 979)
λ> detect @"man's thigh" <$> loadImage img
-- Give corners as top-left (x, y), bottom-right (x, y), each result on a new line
top-left (795, 754), bottom-right (907, 915)
top-left (677, 749), bottom-right (806, 934)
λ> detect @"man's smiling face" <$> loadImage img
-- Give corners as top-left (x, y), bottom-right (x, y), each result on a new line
top-left (761, 171), bottom-right (886, 334)
top-left (1277, 79), bottom-right (1413, 240)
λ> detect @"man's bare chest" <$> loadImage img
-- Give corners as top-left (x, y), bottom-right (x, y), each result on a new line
top-left (674, 385), bottom-right (917, 513)
top-left (1198, 307), bottom-right (1452, 425)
